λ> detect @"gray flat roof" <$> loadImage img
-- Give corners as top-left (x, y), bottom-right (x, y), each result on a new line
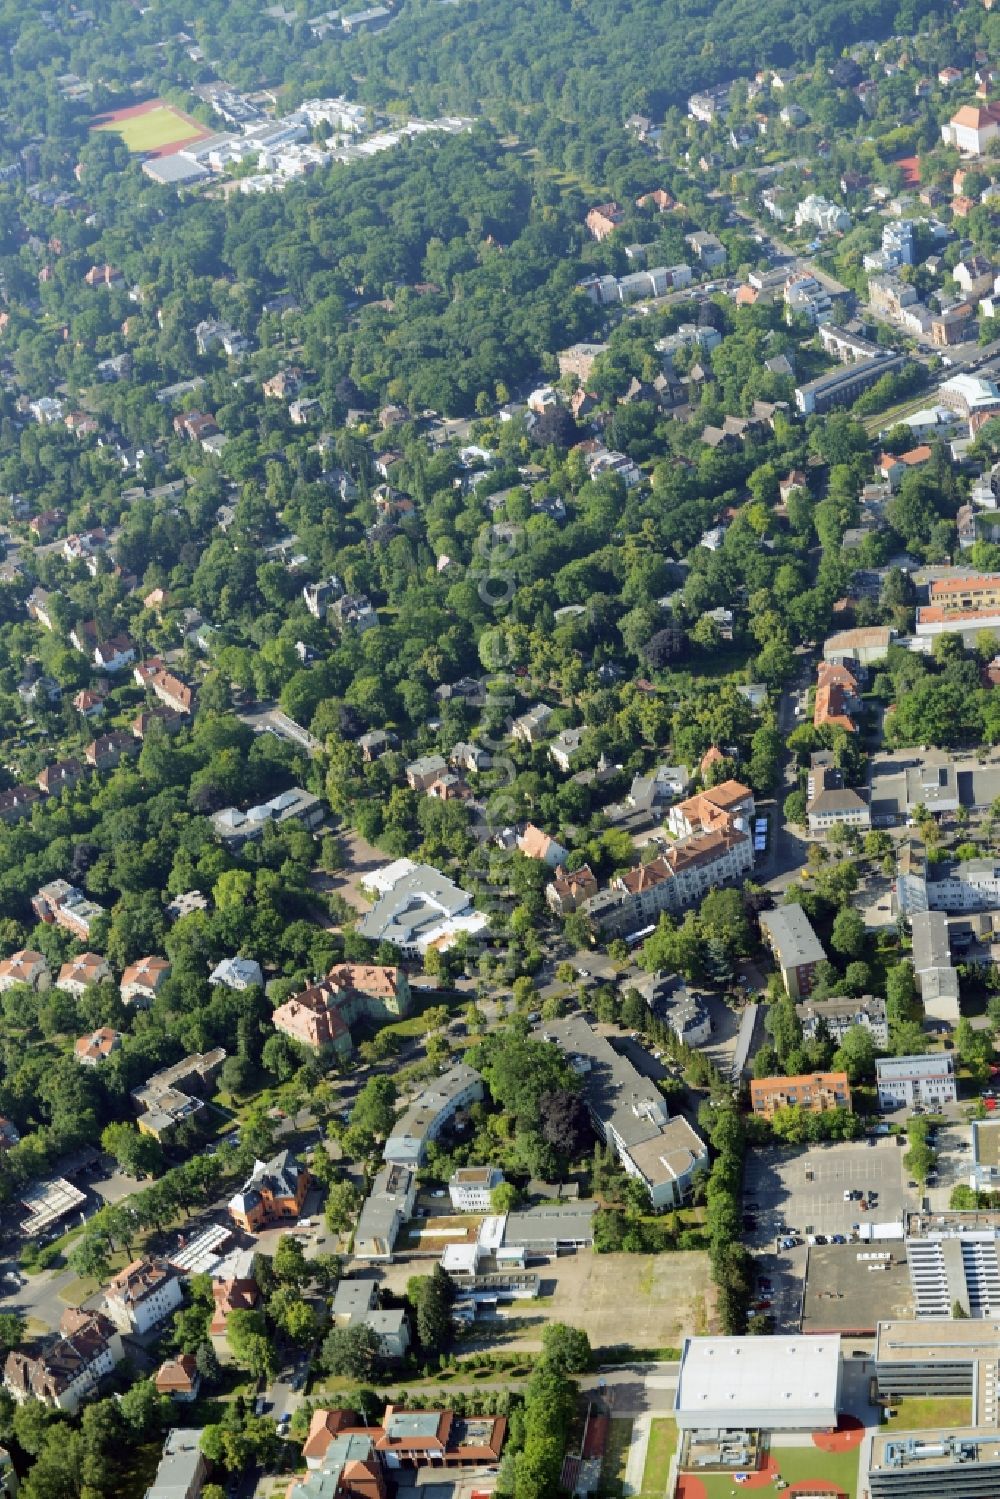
top-left (505, 1202), bottom-right (597, 1244)
top-left (760, 903), bottom-right (826, 967)
top-left (541, 1014), bottom-right (667, 1149)
top-left (876, 1318), bottom-right (1000, 1361)
top-left (142, 154), bottom-right (209, 185)
top-left (802, 1244), bottom-right (912, 1334)
top-left (910, 910), bottom-right (952, 971)
top-left (675, 1335), bottom-right (841, 1419)
top-left (797, 353), bottom-right (904, 398)
top-left (876, 1052), bottom-right (954, 1079)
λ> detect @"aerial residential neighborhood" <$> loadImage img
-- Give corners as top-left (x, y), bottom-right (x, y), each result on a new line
top-left (6, 1), bottom-right (1000, 1498)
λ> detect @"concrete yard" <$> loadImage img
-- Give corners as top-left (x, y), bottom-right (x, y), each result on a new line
top-left (743, 1137), bottom-right (918, 1243)
top-left (374, 1249), bottom-right (717, 1352)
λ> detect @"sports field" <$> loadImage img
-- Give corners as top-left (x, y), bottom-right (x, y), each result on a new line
top-left (92, 99), bottom-right (210, 158)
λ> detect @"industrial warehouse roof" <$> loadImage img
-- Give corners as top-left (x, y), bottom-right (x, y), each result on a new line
top-left (674, 1335), bottom-right (841, 1422)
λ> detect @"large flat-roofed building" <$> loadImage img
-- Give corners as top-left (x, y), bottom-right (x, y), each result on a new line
top-left (358, 859), bottom-right (488, 956)
top-left (876, 1053), bottom-right (956, 1112)
top-left (674, 1335), bottom-right (842, 1432)
top-left (874, 1319), bottom-right (1000, 1400)
top-left (795, 352), bottom-right (905, 415)
top-left (759, 904), bottom-right (826, 998)
top-left (903, 1211), bottom-right (1000, 1319)
top-left (869, 1428), bottom-right (1000, 1499)
top-left (543, 1014), bottom-right (707, 1208)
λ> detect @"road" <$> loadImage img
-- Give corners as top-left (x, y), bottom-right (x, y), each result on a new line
top-left (238, 700), bottom-right (321, 755)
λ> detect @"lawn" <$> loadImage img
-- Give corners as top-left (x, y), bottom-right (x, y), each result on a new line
top-left (95, 103), bottom-right (204, 154)
top-left (600, 1417), bottom-right (634, 1498)
top-left (882, 1395), bottom-right (972, 1430)
top-left (640, 1419), bottom-right (676, 1498)
top-left (686, 1441), bottom-right (859, 1499)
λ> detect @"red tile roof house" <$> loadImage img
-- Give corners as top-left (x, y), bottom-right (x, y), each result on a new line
top-left (3, 1309), bottom-right (123, 1413)
top-left (586, 202), bottom-right (625, 241)
top-left (75, 1027), bottom-right (123, 1066)
top-left (210, 1266), bottom-right (260, 1362)
top-left (93, 635), bottom-right (136, 673)
top-left (517, 822), bottom-right (570, 868)
top-left (0, 950), bottom-right (50, 992)
top-left (303, 1406), bottom-right (507, 1470)
top-left (57, 952), bottom-right (111, 997)
top-left (272, 963), bottom-right (410, 1057)
top-left (0, 785), bottom-right (43, 825)
top-left (154, 1353), bottom-right (201, 1401)
top-left (120, 955), bottom-right (171, 1008)
top-left (103, 1258), bottom-right (183, 1336)
top-left (85, 731), bottom-right (139, 770)
top-left (132, 707), bottom-right (185, 739)
top-left (270, 984), bottom-right (353, 1058)
top-left (37, 757), bottom-right (84, 796)
top-left (148, 669), bottom-right (195, 714)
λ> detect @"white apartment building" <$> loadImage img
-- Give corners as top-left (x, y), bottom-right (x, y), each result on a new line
top-left (383, 1065), bottom-right (484, 1167)
top-left (794, 194), bottom-right (851, 234)
top-left (103, 1259), bottom-right (183, 1336)
top-left (448, 1165), bottom-right (504, 1212)
top-left (784, 273), bottom-right (832, 326)
top-left (876, 1054), bottom-right (957, 1112)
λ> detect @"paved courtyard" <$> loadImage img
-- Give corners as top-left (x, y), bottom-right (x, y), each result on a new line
top-left (743, 1138), bottom-right (918, 1243)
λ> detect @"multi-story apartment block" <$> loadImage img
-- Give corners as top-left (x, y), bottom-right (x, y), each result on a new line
top-left (750, 1071), bottom-right (852, 1120)
top-left (448, 1166), bottom-right (504, 1212)
top-left (104, 1258), bottom-right (183, 1336)
top-left (4, 1310), bottom-right (123, 1413)
top-left (795, 995), bottom-right (889, 1049)
top-left (876, 1054), bottom-right (957, 1112)
top-left (384, 1065), bottom-right (484, 1168)
top-left (759, 904), bottom-right (827, 999)
top-left (32, 880), bottom-right (105, 939)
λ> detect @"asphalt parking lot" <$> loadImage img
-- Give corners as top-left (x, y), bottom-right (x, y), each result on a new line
top-left (743, 1137), bottom-right (917, 1243)
top-left (924, 1121), bottom-right (972, 1211)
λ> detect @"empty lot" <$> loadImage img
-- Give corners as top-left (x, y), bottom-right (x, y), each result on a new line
top-left (377, 1249), bottom-right (716, 1352)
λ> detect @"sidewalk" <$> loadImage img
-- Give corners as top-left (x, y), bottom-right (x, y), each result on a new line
top-left (623, 1413), bottom-right (652, 1496)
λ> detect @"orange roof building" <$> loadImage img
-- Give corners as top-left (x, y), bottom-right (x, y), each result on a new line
top-left (272, 963), bottom-right (409, 1056)
top-left (750, 1071), bottom-right (852, 1120)
top-left (154, 1352), bottom-right (200, 1400)
top-left (667, 778), bottom-right (755, 838)
top-left (75, 1027), bottom-right (122, 1066)
top-left (814, 682), bottom-right (857, 733)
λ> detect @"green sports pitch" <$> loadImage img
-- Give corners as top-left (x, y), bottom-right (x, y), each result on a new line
top-left (94, 103), bottom-right (206, 155)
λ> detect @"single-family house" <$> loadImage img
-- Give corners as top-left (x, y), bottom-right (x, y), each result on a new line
top-left (74, 1027), bottom-right (122, 1067)
top-left (0, 950), bottom-right (50, 993)
top-left (57, 952), bottom-right (111, 997)
top-left (120, 956), bottom-right (171, 1008)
